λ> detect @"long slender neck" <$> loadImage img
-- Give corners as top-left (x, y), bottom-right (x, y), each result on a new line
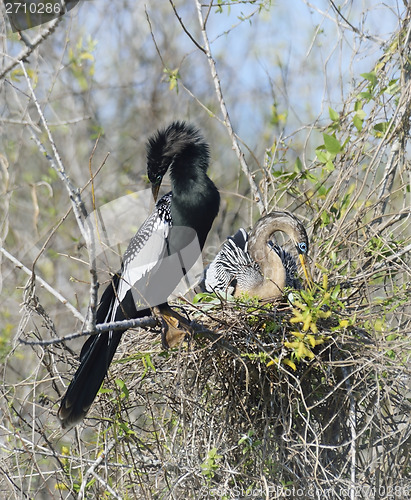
top-left (170, 157), bottom-right (219, 250)
top-left (246, 214), bottom-right (294, 299)
top-left (239, 245), bottom-right (286, 299)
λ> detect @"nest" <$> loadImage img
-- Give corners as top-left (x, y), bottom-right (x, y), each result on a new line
top-left (52, 292), bottom-right (409, 499)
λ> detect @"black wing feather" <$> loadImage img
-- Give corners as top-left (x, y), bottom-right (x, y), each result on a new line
top-left (58, 195), bottom-right (172, 428)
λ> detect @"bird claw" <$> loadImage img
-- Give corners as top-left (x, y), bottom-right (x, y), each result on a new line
top-left (154, 305), bottom-right (193, 349)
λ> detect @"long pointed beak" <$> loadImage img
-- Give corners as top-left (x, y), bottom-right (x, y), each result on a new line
top-left (299, 253), bottom-right (314, 290)
top-left (151, 183), bottom-right (160, 202)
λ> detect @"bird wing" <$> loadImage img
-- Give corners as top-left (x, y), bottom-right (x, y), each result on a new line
top-left (229, 227), bottom-right (249, 252)
top-left (113, 193), bottom-right (172, 316)
top-left (204, 228), bottom-right (260, 294)
top-left (59, 193), bottom-right (174, 428)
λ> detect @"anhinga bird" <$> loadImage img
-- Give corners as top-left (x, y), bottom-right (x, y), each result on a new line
top-left (58, 122), bottom-right (220, 428)
top-left (202, 211), bottom-right (311, 299)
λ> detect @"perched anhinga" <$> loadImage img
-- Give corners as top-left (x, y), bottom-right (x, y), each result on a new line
top-left (202, 211), bottom-right (311, 299)
top-left (58, 122), bottom-right (220, 428)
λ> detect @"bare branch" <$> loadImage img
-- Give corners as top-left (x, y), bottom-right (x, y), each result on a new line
top-left (0, 17), bottom-right (62, 81)
top-left (169, 0), bottom-right (206, 54)
top-left (194, 0), bottom-right (265, 214)
top-left (77, 439), bottom-right (120, 500)
top-left (20, 62), bottom-right (99, 334)
top-left (0, 246), bottom-right (84, 323)
top-left (19, 316), bottom-right (159, 346)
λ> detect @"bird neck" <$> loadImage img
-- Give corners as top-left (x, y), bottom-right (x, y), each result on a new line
top-left (242, 245), bottom-right (286, 299)
top-left (169, 160), bottom-right (219, 249)
top-left (246, 214), bottom-right (297, 299)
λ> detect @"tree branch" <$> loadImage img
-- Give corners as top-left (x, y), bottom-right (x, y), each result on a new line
top-left (0, 246), bottom-right (85, 323)
top-left (194, 0), bottom-right (265, 215)
top-left (20, 62), bottom-right (99, 334)
top-left (0, 17), bottom-right (62, 81)
top-left (19, 316), bottom-right (159, 346)
top-left (169, 0), bottom-right (206, 54)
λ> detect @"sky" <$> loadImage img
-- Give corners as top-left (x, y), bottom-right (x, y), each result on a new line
top-left (62, 0), bottom-right (403, 148)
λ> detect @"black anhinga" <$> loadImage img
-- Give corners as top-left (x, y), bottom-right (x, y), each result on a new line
top-left (58, 122), bottom-right (220, 428)
top-left (202, 211), bottom-right (311, 299)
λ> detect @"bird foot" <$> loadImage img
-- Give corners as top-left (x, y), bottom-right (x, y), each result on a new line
top-left (153, 305), bottom-right (193, 349)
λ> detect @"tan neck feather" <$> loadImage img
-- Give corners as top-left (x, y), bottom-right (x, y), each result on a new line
top-left (249, 248), bottom-right (286, 299)
top-left (245, 215), bottom-right (290, 299)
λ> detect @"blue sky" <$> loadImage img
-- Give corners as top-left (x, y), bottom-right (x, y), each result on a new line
top-left (66, 0), bottom-right (402, 150)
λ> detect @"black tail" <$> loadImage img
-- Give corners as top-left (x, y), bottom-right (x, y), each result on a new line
top-left (58, 275), bottom-right (146, 428)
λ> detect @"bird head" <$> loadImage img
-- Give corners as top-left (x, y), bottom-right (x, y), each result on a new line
top-left (288, 221), bottom-right (313, 290)
top-left (146, 121), bottom-right (209, 201)
top-left (249, 211), bottom-right (313, 289)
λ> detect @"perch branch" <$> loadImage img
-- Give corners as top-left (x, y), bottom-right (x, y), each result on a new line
top-left (19, 316), bottom-right (159, 346)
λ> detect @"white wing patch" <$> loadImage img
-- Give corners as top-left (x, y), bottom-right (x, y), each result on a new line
top-left (116, 219), bottom-right (170, 304)
top-left (109, 194), bottom-right (172, 322)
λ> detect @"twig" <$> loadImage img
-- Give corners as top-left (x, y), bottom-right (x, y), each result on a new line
top-left (88, 470), bottom-right (123, 500)
top-left (32, 151), bottom-right (110, 270)
top-left (342, 366), bottom-right (357, 500)
top-left (0, 246), bottom-right (84, 323)
top-left (0, 17), bottom-right (62, 81)
top-left (194, 0), bottom-right (265, 214)
top-left (373, 20), bottom-right (411, 224)
top-left (77, 439), bottom-right (119, 500)
top-left (169, 0), bottom-right (206, 54)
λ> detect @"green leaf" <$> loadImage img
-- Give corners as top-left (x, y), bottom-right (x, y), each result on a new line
top-left (328, 107), bottom-right (339, 122)
top-left (359, 91), bottom-right (372, 100)
top-left (354, 100), bottom-right (363, 112)
top-left (115, 378), bottom-right (129, 400)
top-left (163, 67), bottom-right (180, 93)
top-left (386, 79), bottom-right (399, 95)
top-left (353, 115), bottom-right (363, 131)
top-left (321, 211), bottom-right (331, 226)
top-left (316, 149), bottom-right (327, 164)
top-left (294, 156), bottom-right (303, 172)
top-left (323, 133), bottom-right (342, 154)
top-left (331, 284), bottom-right (341, 300)
top-left (373, 122), bottom-right (390, 134)
top-left (361, 71), bottom-right (377, 87)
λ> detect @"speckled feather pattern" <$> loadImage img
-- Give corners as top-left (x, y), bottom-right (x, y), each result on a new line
top-left (203, 226), bottom-right (301, 296)
top-left (122, 193), bottom-right (172, 268)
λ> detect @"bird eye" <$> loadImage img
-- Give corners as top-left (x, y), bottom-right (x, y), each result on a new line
top-left (298, 242), bottom-right (307, 253)
top-left (156, 174), bottom-right (162, 184)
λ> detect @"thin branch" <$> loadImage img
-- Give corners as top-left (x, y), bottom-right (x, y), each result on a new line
top-left (19, 316), bottom-right (159, 346)
top-left (342, 366), bottom-right (357, 500)
top-left (0, 17), bottom-right (62, 81)
top-left (169, 0), bottom-right (206, 54)
top-left (77, 439), bottom-right (119, 500)
top-left (194, 0), bottom-right (265, 214)
top-left (20, 62), bottom-right (99, 334)
top-left (0, 246), bottom-right (84, 323)
top-left (373, 19), bottom-right (411, 224)
top-left (31, 152), bottom-right (110, 271)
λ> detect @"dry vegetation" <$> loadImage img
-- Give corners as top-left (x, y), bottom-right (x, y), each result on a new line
top-left (1, 1), bottom-right (410, 499)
